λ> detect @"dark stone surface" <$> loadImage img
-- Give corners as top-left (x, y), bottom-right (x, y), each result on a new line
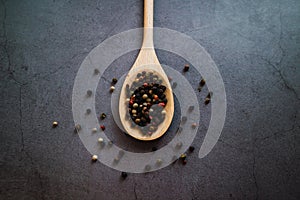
top-left (0, 0), bottom-right (299, 199)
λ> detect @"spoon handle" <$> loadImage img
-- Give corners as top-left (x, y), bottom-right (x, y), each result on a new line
top-left (142, 0), bottom-right (154, 49)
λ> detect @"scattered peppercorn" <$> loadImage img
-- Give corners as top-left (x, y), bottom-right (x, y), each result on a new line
top-left (112, 78), bottom-right (118, 84)
top-left (75, 124), bottom-right (81, 131)
top-left (52, 121), bottom-right (58, 128)
top-left (110, 86), bottom-right (115, 92)
top-left (86, 108), bottom-right (91, 114)
top-left (100, 113), bottom-right (106, 120)
top-left (152, 147), bottom-right (157, 151)
top-left (92, 127), bottom-right (97, 133)
top-left (100, 125), bottom-right (105, 131)
top-left (180, 153), bottom-right (187, 160)
top-left (94, 69), bottom-right (100, 75)
top-left (87, 90), bottom-right (92, 96)
top-left (191, 123), bottom-right (197, 128)
top-left (204, 98), bottom-right (210, 105)
top-left (92, 155), bottom-right (98, 162)
top-left (98, 137), bottom-right (104, 143)
top-left (183, 64), bottom-right (190, 72)
top-left (188, 105), bottom-right (194, 111)
top-left (183, 159), bottom-right (187, 165)
top-left (189, 146), bottom-right (195, 152)
top-left (121, 172), bottom-right (128, 179)
top-left (199, 78), bottom-right (206, 86)
top-left (204, 92), bottom-right (212, 104)
top-left (156, 159), bottom-right (162, 165)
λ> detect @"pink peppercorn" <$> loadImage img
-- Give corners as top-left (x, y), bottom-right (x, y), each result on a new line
top-left (100, 125), bottom-right (105, 131)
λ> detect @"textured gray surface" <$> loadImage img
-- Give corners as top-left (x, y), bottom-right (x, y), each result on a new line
top-left (0, 0), bottom-right (299, 199)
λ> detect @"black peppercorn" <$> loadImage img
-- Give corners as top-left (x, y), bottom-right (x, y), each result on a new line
top-left (121, 172), bottom-right (128, 179)
top-left (183, 64), bottom-right (190, 72)
top-left (112, 78), bottom-right (118, 84)
top-left (189, 146), bottom-right (195, 152)
top-left (204, 98), bottom-right (210, 105)
top-left (100, 113), bottom-right (106, 120)
top-left (199, 78), bottom-right (206, 86)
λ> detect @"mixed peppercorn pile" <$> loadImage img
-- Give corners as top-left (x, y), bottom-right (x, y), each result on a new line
top-left (126, 71), bottom-right (168, 135)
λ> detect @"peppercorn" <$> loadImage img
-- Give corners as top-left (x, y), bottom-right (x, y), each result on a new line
top-left (100, 125), bottom-right (105, 131)
top-left (100, 113), bottom-right (106, 120)
top-left (180, 153), bottom-right (187, 160)
top-left (199, 78), bottom-right (206, 86)
top-left (75, 124), bottom-right (81, 131)
top-left (204, 98), bottom-right (210, 105)
top-left (152, 147), bottom-right (157, 151)
top-left (110, 86), bottom-right (115, 92)
top-left (189, 146), bottom-right (195, 152)
top-left (94, 69), bottom-right (100, 75)
top-left (112, 78), bottom-right (118, 84)
top-left (133, 103), bottom-right (138, 108)
top-left (156, 159), bottom-right (162, 165)
top-left (98, 137), bottom-right (104, 143)
top-left (86, 90), bottom-right (92, 96)
top-left (142, 94), bottom-right (148, 99)
top-left (188, 106), bottom-right (194, 111)
top-left (52, 121), bottom-right (58, 128)
top-left (92, 128), bottom-right (97, 133)
top-left (183, 64), bottom-right (190, 72)
top-left (121, 172), bottom-right (127, 179)
top-left (86, 108), bottom-right (91, 114)
top-left (92, 155), bottom-right (98, 162)
top-left (183, 160), bottom-right (187, 165)
top-left (191, 123), bottom-right (197, 128)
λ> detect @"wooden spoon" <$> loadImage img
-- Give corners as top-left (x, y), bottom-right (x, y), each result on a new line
top-left (118, 0), bottom-right (174, 141)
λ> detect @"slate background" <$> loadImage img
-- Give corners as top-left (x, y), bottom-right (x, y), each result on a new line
top-left (0, 0), bottom-right (299, 199)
